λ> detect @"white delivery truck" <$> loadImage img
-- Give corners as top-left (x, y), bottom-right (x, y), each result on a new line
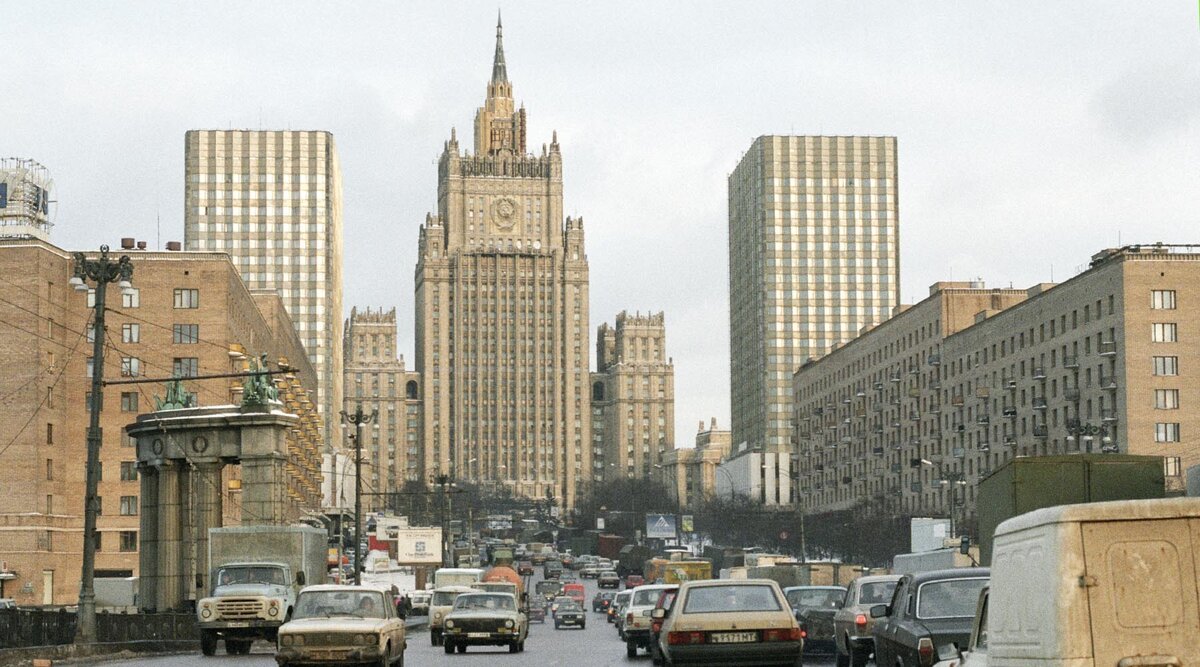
top-left (943, 497), bottom-right (1200, 667)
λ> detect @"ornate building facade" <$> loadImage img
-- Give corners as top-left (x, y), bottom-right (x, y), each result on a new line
top-left (415, 18), bottom-right (591, 506)
top-left (591, 311), bottom-right (675, 483)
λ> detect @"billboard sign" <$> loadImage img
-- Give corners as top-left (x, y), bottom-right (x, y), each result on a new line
top-left (375, 516), bottom-right (408, 541)
top-left (680, 515), bottom-right (694, 533)
top-left (645, 513), bottom-right (677, 539)
top-left (395, 527), bottom-right (442, 564)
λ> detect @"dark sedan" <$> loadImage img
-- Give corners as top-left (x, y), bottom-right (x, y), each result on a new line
top-left (783, 585), bottom-right (846, 657)
top-left (592, 591), bottom-right (616, 612)
top-left (554, 601), bottom-right (586, 629)
top-left (871, 567), bottom-right (989, 667)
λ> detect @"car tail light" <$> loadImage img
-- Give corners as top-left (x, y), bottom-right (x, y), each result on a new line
top-left (762, 627), bottom-right (803, 642)
top-left (918, 637), bottom-right (935, 666)
top-left (626, 613), bottom-right (634, 624)
top-left (855, 613), bottom-right (868, 627)
top-left (668, 631), bottom-right (706, 645)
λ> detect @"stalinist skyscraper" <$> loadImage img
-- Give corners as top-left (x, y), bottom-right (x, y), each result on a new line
top-left (415, 16), bottom-right (591, 507)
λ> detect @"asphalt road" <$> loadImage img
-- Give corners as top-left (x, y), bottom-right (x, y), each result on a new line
top-left (94, 572), bottom-right (837, 667)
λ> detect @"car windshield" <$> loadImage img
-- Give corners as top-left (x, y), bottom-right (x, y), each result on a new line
top-left (683, 585), bottom-right (783, 614)
top-left (432, 590), bottom-right (466, 606)
top-left (787, 588), bottom-right (845, 609)
top-left (536, 582), bottom-right (563, 594)
top-left (453, 594), bottom-right (514, 611)
top-left (917, 578), bottom-right (988, 619)
top-left (600, 571), bottom-right (617, 577)
top-left (559, 602), bottom-right (582, 612)
top-left (215, 565), bottom-right (286, 587)
top-left (858, 581), bottom-right (897, 605)
top-left (294, 590), bottom-right (386, 619)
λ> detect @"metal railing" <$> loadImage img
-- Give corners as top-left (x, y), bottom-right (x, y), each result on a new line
top-left (0, 608), bottom-right (197, 649)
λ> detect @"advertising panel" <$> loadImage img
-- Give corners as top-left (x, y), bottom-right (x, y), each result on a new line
top-left (645, 513), bottom-right (677, 539)
top-left (395, 527), bottom-right (442, 564)
top-left (680, 515), bottom-right (694, 533)
top-left (375, 516), bottom-right (408, 541)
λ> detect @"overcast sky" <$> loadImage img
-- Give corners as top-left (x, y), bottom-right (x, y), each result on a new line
top-left (3, 2), bottom-right (1198, 446)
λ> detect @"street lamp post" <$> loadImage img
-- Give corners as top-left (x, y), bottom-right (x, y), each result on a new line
top-left (340, 404), bottom-right (377, 585)
top-left (70, 246), bottom-right (134, 644)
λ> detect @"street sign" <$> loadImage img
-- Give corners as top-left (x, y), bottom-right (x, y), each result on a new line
top-left (596, 517), bottom-right (606, 531)
top-left (645, 513), bottom-right (677, 539)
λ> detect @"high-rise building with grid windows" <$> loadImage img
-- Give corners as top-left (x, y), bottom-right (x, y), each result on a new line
top-left (415, 17), bottom-right (590, 506)
top-left (728, 135), bottom-right (899, 457)
top-left (183, 130), bottom-right (344, 467)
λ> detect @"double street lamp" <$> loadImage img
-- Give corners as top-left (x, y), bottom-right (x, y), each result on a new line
top-left (70, 246), bottom-right (134, 645)
top-left (339, 405), bottom-right (377, 586)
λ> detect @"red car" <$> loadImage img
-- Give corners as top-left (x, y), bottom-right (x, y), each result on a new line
top-left (624, 574), bottom-right (645, 588)
top-left (517, 560), bottom-right (534, 576)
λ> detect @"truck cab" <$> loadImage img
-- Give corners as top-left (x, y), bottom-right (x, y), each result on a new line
top-left (198, 562), bottom-right (305, 655)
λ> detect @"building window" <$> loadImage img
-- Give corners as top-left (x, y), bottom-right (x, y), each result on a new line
top-left (119, 496), bottom-right (139, 515)
top-left (1155, 389), bottom-right (1180, 410)
top-left (121, 357), bottom-right (142, 377)
top-left (121, 392), bottom-right (139, 412)
top-left (119, 531), bottom-right (138, 552)
top-left (46, 423), bottom-right (53, 444)
top-left (1155, 423), bottom-right (1181, 443)
top-left (46, 459), bottom-right (53, 480)
top-left (173, 357), bottom-right (199, 378)
top-left (1151, 290), bottom-right (1176, 310)
top-left (93, 531), bottom-right (102, 552)
top-left (121, 323), bottom-right (140, 343)
top-left (1153, 356), bottom-right (1178, 376)
top-left (173, 324), bottom-right (200, 344)
top-left (121, 288), bottom-right (140, 308)
top-left (173, 288), bottom-right (200, 309)
top-left (1152, 323), bottom-right (1178, 343)
top-left (120, 461), bottom-right (138, 481)
top-left (1164, 457), bottom-right (1182, 477)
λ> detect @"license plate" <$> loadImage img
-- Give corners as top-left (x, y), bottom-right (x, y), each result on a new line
top-left (710, 631), bottom-right (758, 644)
top-left (223, 622), bottom-right (249, 628)
top-left (468, 632), bottom-right (491, 638)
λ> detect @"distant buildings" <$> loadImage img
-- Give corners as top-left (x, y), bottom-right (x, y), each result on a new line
top-left (183, 129), bottom-right (344, 467)
top-left (0, 238), bottom-right (322, 606)
top-left (660, 419), bottom-right (731, 509)
top-left (414, 17), bottom-right (591, 506)
top-left (342, 307), bottom-right (422, 511)
top-left (728, 135), bottom-right (899, 463)
top-left (792, 245), bottom-right (1200, 528)
top-left (591, 311), bottom-right (676, 483)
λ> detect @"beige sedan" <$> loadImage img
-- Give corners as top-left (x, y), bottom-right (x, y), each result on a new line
top-left (276, 585), bottom-right (406, 667)
top-left (653, 579), bottom-right (803, 667)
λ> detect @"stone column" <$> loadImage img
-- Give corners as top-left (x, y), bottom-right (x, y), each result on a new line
top-left (241, 424), bottom-right (287, 526)
top-left (194, 462), bottom-right (224, 597)
top-left (156, 461), bottom-right (184, 611)
top-left (138, 465), bottom-right (160, 612)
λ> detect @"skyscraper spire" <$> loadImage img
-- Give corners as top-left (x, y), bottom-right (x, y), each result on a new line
top-left (492, 10), bottom-right (508, 84)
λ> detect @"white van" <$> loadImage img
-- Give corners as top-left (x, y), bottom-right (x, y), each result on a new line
top-left (976, 497), bottom-right (1200, 666)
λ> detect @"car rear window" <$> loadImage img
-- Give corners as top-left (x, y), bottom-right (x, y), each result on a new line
top-left (683, 585), bottom-right (782, 614)
top-left (857, 581), bottom-right (897, 605)
top-left (786, 588), bottom-right (844, 609)
top-left (916, 578), bottom-right (988, 619)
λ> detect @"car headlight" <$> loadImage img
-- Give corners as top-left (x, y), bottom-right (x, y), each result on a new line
top-left (200, 607), bottom-right (212, 619)
top-left (268, 600), bottom-right (280, 616)
top-left (294, 635), bottom-right (304, 646)
top-left (505, 619), bottom-right (514, 628)
top-left (280, 635), bottom-right (293, 647)
top-left (434, 611), bottom-right (442, 621)
top-left (353, 634), bottom-right (366, 645)
top-left (364, 634), bottom-right (378, 645)
top-left (445, 620), bottom-right (454, 629)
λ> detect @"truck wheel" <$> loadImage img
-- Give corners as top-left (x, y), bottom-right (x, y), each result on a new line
top-left (509, 641), bottom-right (519, 653)
top-left (430, 630), bottom-right (440, 646)
top-left (200, 630), bottom-right (218, 656)
top-left (627, 640), bottom-right (638, 658)
top-left (836, 643), bottom-right (849, 667)
top-left (848, 642), bottom-right (867, 667)
top-left (518, 640), bottom-right (525, 652)
top-left (456, 643), bottom-right (466, 653)
top-left (443, 640), bottom-right (454, 654)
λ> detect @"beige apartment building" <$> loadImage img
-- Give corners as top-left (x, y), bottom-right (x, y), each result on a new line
top-left (729, 136), bottom-right (899, 460)
top-left (183, 129), bottom-right (344, 465)
top-left (793, 245), bottom-right (1200, 530)
top-left (0, 238), bottom-right (322, 605)
top-left (342, 307), bottom-right (423, 511)
top-left (415, 18), bottom-right (591, 506)
top-left (591, 311), bottom-right (675, 483)
top-left (660, 419), bottom-right (732, 509)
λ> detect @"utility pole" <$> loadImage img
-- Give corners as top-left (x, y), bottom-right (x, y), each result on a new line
top-left (340, 404), bottom-right (377, 585)
top-left (69, 246), bottom-right (134, 644)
